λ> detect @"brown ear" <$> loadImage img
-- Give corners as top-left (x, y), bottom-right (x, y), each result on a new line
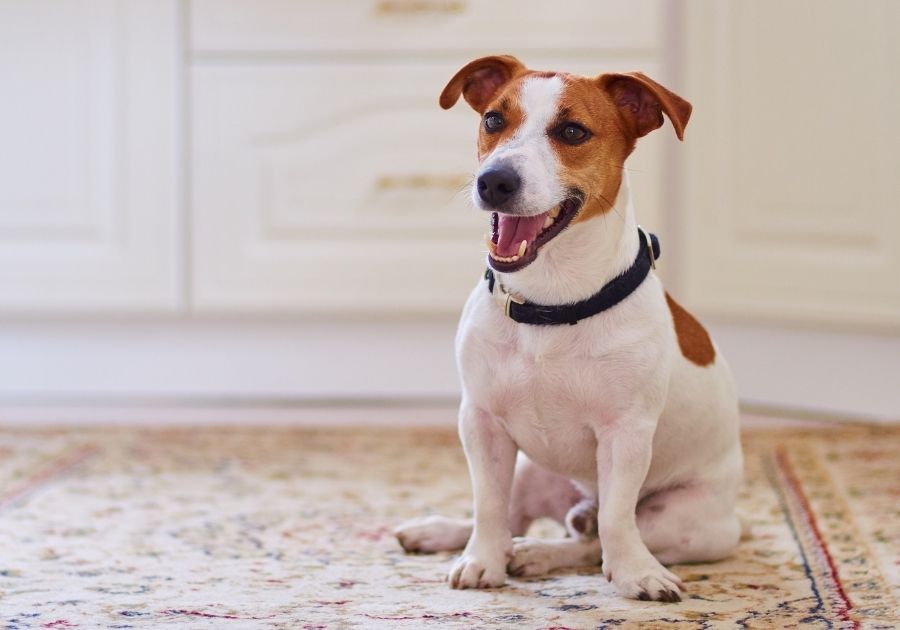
top-left (598, 72), bottom-right (692, 141)
top-left (440, 55), bottom-right (527, 113)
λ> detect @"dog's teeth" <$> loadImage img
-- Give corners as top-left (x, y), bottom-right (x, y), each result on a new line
top-left (485, 234), bottom-right (496, 253)
top-left (543, 216), bottom-right (554, 229)
top-left (549, 206), bottom-right (560, 218)
top-left (517, 240), bottom-right (527, 257)
top-left (487, 252), bottom-right (522, 263)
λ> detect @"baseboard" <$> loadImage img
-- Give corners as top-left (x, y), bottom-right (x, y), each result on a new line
top-left (707, 322), bottom-right (899, 423)
top-left (0, 400), bottom-right (882, 428)
top-left (0, 318), bottom-right (896, 423)
top-left (0, 318), bottom-right (460, 400)
top-left (0, 401), bottom-right (460, 427)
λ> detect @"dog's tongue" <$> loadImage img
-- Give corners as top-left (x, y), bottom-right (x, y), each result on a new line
top-left (496, 212), bottom-right (548, 257)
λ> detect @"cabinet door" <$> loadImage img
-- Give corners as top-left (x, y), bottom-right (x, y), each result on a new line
top-left (0, 1), bottom-right (180, 312)
top-left (190, 59), bottom-right (663, 314)
top-left (681, 1), bottom-right (900, 328)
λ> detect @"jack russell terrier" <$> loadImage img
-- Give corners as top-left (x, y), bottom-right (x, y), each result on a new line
top-left (395, 55), bottom-right (742, 603)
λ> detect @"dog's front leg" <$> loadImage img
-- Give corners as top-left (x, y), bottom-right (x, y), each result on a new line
top-left (449, 405), bottom-right (517, 589)
top-left (596, 420), bottom-right (685, 602)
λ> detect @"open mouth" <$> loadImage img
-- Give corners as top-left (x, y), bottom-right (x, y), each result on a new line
top-left (485, 195), bottom-right (583, 272)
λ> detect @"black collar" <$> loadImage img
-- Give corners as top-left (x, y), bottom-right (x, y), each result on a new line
top-left (485, 227), bottom-right (660, 326)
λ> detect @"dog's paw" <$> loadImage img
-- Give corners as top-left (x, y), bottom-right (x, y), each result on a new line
top-left (448, 551), bottom-right (507, 589)
top-left (394, 515), bottom-right (471, 553)
top-left (565, 498), bottom-right (598, 539)
top-left (604, 553), bottom-right (684, 603)
top-left (507, 537), bottom-right (555, 577)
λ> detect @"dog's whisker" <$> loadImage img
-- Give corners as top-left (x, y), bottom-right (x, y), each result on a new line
top-left (595, 192), bottom-right (623, 220)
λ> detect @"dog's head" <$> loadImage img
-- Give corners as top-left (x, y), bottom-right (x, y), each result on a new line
top-left (441, 55), bottom-right (691, 273)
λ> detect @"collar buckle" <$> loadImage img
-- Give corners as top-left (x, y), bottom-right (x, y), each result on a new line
top-left (504, 291), bottom-right (524, 318)
top-left (494, 278), bottom-right (524, 318)
top-left (638, 225), bottom-right (657, 269)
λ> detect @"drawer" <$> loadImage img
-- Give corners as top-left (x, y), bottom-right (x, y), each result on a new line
top-left (192, 61), bottom-right (476, 312)
top-left (190, 0), bottom-right (661, 54)
top-left (190, 58), bottom-right (664, 313)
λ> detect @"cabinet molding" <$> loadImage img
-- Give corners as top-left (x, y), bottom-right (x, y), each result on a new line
top-left (190, 0), bottom-right (662, 55)
top-left (0, 319), bottom-right (896, 423)
top-left (190, 60), bottom-right (663, 313)
top-left (681, 0), bottom-right (900, 328)
top-left (0, 1), bottom-right (181, 312)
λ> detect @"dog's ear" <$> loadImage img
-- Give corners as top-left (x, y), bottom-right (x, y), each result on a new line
top-left (598, 72), bottom-right (692, 141)
top-left (440, 55), bottom-right (527, 113)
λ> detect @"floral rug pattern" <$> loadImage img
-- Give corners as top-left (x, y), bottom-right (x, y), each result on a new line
top-left (0, 424), bottom-right (897, 629)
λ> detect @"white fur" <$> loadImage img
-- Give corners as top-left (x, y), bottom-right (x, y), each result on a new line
top-left (472, 76), bottom-right (566, 217)
top-left (396, 76), bottom-right (743, 602)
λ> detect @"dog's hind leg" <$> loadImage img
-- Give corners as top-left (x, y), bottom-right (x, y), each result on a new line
top-left (637, 479), bottom-right (742, 565)
top-left (508, 452), bottom-right (585, 533)
top-left (395, 453), bottom-right (582, 553)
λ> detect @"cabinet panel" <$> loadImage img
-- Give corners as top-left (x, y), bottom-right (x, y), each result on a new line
top-left (190, 0), bottom-right (661, 54)
top-left (191, 59), bottom-right (663, 313)
top-left (682, 0), bottom-right (900, 328)
top-left (0, 0), bottom-right (181, 312)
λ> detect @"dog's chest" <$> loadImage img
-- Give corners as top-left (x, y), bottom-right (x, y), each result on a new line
top-left (460, 317), bottom-right (635, 480)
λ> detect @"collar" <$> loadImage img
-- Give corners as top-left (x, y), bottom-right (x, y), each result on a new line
top-left (485, 227), bottom-right (660, 326)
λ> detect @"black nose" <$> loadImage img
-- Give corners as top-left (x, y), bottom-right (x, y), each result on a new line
top-left (477, 167), bottom-right (521, 207)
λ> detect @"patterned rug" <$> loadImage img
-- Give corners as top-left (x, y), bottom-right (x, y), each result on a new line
top-left (0, 423), bottom-right (897, 629)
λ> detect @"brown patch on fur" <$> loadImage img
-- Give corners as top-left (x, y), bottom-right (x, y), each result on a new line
top-left (440, 57), bottom-right (693, 219)
top-left (475, 70), bottom-right (557, 160)
top-left (599, 72), bottom-right (692, 141)
top-left (476, 91), bottom-right (523, 160)
top-left (561, 73), bottom-right (691, 223)
top-left (665, 293), bottom-right (715, 366)
top-left (439, 55), bottom-right (526, 113)
top-left (553, 75), bottom-right (633, 222)
top-left (570, 513), bottom-right (588, 534)
top-left (565, 498), bottom-right (599, 539)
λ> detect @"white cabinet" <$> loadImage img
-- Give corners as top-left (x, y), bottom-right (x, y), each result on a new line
top-left (189, 0), bottom-right (662, 54)
top-left (189, 1), bottom-right (666, 313)
top-left (0, 0), bottom-right (668, 315)
top-left (190, 59), bottom-right (664, 313)
top-left (1, 2), bottom-right (898, 419)
top-left (190, 62), bottom-right (486, 313)
top-left (0, 1), bottom-right (181, 312)
top-left (680, 0), bottom-right (900, 328)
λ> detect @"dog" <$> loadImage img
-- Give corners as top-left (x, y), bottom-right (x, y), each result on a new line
top-left (394, 55), bottom-right (743, 603)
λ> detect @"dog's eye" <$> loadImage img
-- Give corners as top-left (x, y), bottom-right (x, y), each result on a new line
top-left (483, 112), bottom-right (505, 133)
top-left (557, 123), bottom-right (591, 145)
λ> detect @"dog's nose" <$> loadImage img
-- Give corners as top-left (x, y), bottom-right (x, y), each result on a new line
top-left (477, 167), bottom-right (520, 207)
